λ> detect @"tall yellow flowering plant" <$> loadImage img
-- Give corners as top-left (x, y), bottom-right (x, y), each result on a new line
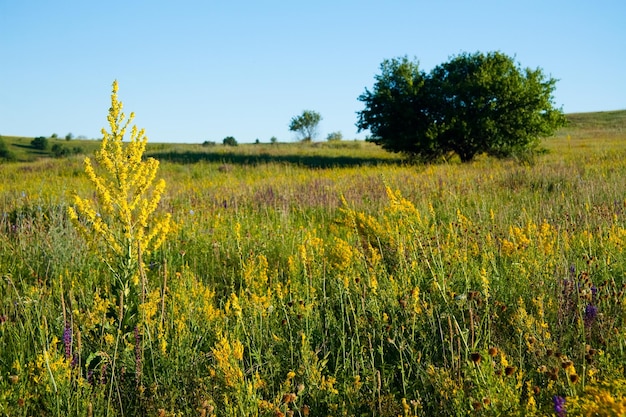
top-left (68, 80), bottom-right (172, 324)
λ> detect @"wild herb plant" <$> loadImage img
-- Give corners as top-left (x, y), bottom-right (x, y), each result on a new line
top-left (68, 80), bottom-right (173, 329)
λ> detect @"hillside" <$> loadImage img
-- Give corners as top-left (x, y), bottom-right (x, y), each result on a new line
top-left (566, 109), bottom-right (626, 130)
top-left (2, 109), bottom-right (626, 163)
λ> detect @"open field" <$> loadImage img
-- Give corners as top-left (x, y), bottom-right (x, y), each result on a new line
top-left (1, 111), bottom-right (626, 416)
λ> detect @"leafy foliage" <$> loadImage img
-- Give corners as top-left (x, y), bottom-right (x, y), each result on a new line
top-left (0, 136), bottom-right (16, 161)
top-left (30, 136), bottom-right (49, 150)
top-left (326, 131), bottom-right (343, 142)
top-left (358, 52), bottom-right (566, 162)
top-left (223, 136), bottom-right (238, 146)
top-left (51, 143), bottom-right (69, 157)
top-left (289, 110), bottom-right (322, 142)
top-left (51, 143), bottom-right (83, 158)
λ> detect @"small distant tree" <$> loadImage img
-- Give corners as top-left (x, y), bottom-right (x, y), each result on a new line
top-left (202, 140), bottom-right (216, 147)
top-left (51, 133), bottom-right (58, 139)
top-left (223, 136), bottom-right (238, 146)
top-left (52, 143), bottom-right (70, 157)
top-left (326, 131), bottom-right (343, 142)
top-left (270, 136), bottom-right (278, 144)
top-left (31, 136), bottom-right (49, 150)
top-left (289, 110), bottom-right (322, 142)
top-left (66, 132), bottom-right (73, 141)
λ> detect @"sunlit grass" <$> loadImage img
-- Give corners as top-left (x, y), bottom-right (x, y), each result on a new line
top-left (1, 115), bottom-right (626, 415)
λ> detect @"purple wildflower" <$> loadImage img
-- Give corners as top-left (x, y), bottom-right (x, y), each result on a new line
top-left (100, 362), bottom-right (107, 384)
top-left (134, 326), bottom-right (142, 385)
top-left (63, 323), bottom-right (72, 360)
top-left (553, 395), bottom-right (566, 417)
top-left (584, 304), bottom-right (598, 327)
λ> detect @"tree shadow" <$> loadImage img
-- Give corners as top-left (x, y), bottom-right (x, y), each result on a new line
top-left (11, 143), bottom-right (49, 155)
top-left (146, 150), bottom-right (405, 168)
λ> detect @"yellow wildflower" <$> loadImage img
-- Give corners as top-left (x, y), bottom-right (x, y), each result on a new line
top-left (68, 80), bottom-right (173, 285)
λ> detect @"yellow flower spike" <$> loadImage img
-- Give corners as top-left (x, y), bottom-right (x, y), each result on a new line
top-left (211, 335), bottom-right (245, 388)
top-left (68, 80), bottom-right (174, 326)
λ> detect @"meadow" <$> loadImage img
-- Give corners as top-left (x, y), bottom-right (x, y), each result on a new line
top-left (1, 109), bottom-right (626, 416)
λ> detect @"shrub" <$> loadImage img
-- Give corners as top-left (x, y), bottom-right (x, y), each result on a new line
top-left (51, 143), bottom-right (70, 157)
top-left (326, 131), bottom-right (343, 142)
top-left (223, 136), bottom-right (238, 146)
top-left (31, 136), bottom-right (49, 150)
top-left (0, 136), bottom-right (16, 161)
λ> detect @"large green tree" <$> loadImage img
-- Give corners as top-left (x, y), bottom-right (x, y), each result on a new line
top-left (289, 110), bottom-right (322, 142)
top-left (357, 52), bottom-right (566, 162)
top-left (356, 57), bottom-right (441, 160)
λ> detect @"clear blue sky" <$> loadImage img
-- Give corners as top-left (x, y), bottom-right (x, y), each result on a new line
top-left (1, 1), bottom-right (625, 143)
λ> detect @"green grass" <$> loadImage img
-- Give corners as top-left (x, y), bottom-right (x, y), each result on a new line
top-left (556, 109), bottom-right (626, 140)
top-left (0, 136), bottom-right (197, 163)
top-left (566, 109), bottom-right (626, 130)
top-left (1, 111), bottom-right (626, 416)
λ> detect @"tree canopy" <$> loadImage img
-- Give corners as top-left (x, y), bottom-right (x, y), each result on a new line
top-left (289, 110), bottom-right (322, 142)
top-left (31, 136), bottom-right (49, 150)
top-left (222, 136), bottom-right (238, 146)
top-left (357, 52), bottom-right (566, 162)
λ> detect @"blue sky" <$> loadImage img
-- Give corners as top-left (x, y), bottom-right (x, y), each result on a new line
top-left (1, 1), bottom-right (625, 143)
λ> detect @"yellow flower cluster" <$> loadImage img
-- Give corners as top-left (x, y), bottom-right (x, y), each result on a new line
top-left (28, 341), bottom-right (72, 393)
top-left (224, 292), bottom-right (243, 318)
top-left (243, 254), bottom-right (273, 313)
top-left (139, 288), bottom-right (161, 327)
top-left (568, 380), bottom-right (626, 416)
top-left (513, 296), bottom-right (551, 353)
top-left (211, 335), bottom-right (244, 388)
top-left (500, 220), bottom-right (557, 257)
top-left (385, 185), bottom-right (422, 223)
top-left (328, 236), bottom-right (354, 272)
top-left (68, 80), bottom-right (173, 277)
top-left (410, 286), bottom-right (423, 315)
top-left (608, 224), bottom-right (626, 252)
top-left (501, 225), bottom-right (531, 255)
top-left (320, 375), bottom-right (338, 394)
top-left (74, 289), bottom-right (112, 331)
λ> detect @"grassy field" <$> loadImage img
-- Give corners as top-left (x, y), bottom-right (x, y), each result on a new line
top-left (1, 110), bottom-right (626, 416)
